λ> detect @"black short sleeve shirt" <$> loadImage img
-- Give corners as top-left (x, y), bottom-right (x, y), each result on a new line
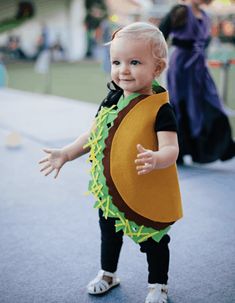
top-left (96, 86), bottom-right (178, 133)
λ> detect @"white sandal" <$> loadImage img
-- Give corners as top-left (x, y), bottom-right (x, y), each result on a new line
top-left (87, 270), bottom-right (120, 295)
top-left (145, 283), bottom-right (168, 303)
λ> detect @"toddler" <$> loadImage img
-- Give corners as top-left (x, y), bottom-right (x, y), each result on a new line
top-left (39, 22), bottom-right (182, 303)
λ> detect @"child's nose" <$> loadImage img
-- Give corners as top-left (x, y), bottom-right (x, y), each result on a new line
top-left (120, 64), bottom-right (129, 74)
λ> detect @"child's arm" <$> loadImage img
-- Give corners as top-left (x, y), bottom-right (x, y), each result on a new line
top-left (39, 122), bottom-right (96, 178)
top-left (135, 131), bottom-right (179, 175)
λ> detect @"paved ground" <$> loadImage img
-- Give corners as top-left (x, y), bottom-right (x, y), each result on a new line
top-left (0, 88), bottom-right (235, 303)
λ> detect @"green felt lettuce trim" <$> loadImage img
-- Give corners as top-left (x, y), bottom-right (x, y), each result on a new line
top-left (84, 82), bottom-right (170, 243)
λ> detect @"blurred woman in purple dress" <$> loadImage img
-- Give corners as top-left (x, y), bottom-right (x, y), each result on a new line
top-left (159, 0), bottom-right (235, 164)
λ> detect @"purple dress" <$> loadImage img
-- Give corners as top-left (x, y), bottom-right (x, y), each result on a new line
top-left (160, 4), bottom-right (235, 163)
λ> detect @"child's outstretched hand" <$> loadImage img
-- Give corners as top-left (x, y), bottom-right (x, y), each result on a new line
top-left (39, 148), bottom-right (68, 178)
top-left (135, 144), bottom-right (157, 175)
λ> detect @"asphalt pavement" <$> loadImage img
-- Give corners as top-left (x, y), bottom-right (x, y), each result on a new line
top-left (0, 88), bottom-right (235, 303)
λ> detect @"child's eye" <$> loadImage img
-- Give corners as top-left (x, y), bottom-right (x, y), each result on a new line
top-left (112, 60), bottom-right (120, 65)
top-left (131, 60), bottom-right (141, 65)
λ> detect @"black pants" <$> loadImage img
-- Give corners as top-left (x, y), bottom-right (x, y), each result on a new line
top-left (99, 209), bottom-right (170, 284)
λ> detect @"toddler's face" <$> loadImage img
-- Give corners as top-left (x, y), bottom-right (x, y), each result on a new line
top-left (110, 36), bottom-right (158, 97)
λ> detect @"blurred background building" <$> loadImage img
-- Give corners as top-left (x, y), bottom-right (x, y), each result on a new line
top-left (0, 0), bottom-right (86, 61)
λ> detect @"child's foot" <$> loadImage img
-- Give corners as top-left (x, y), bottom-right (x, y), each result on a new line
top-left (87, 270), bottom-right (120, 295)
top-left (145, 283), bottom-right (168, 303)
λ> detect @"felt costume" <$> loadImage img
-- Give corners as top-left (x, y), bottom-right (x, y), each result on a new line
top-left (159, 4), bottom-right (235, 163)
top-left (85, 82), bottom-right (182, 243)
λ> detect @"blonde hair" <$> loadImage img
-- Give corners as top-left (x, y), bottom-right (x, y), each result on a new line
top-left (111, 22), bottom-right (168, 67)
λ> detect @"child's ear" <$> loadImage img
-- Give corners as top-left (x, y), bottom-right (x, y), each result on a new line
top-left (154, 61), bottom-right (166, 78)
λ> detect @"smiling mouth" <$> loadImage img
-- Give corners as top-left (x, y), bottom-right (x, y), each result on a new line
top-left (120, 79), bottom-right (134, 82)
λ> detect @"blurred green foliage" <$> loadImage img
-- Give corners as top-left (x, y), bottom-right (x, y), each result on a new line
top-left (0, 1), bottom-right (34, 33)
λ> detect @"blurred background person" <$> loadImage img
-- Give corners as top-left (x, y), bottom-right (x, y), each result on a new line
top-left (0, 53), bottom-right (7, 87)
top-left (159, 0), bottom-right (235, 165)
top-left (34, 25), bottom-right (50, 60)
top-left (99, 16), bottom-right (112, 77)
top-left (51, 36), bottom-right (65, 62)
top-left (6, 35), bottom-right (28, 60)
